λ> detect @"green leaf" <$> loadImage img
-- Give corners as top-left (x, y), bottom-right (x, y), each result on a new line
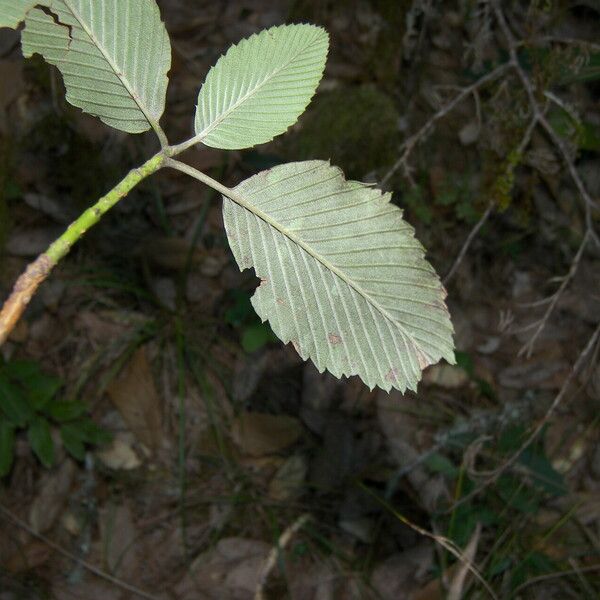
top-left (518, 448), bottom-right (567, 497)
top-left (0, 421), bottom-right (15, 477)
top-left (0, 375), bottom-right (34, 427)
top-left (0, 0), bottom-right (38, 29)
top-left (222, 160), bottom-right (455, 392)
top-left (3, 360), bottom-right (62, 410)
top-left (60, 424), bottom-right (85, 460)
top-left (497, 474), bottom-right (539, 513)
top-left (21, 0), bottom-right (171, 134)
top-left (241, 323), bottom-right (277, 353)
top-left (424, 452), bottom-right (458, 477)
top-left (60, 420), bottom-right (104, 461)
top-left (195, 24), bottom-right (328, 149)
top-left (25, 375), bottom-right (62, 411)
top-left (4, 359), bottom-right (42, 381)
top-left (62, 418), bottom-right (111, 446)
top-left (27, 417), bottom-right (55, 468)
top-left (47, 399), bottom-right (88, 422)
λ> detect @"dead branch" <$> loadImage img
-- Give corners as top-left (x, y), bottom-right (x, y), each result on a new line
top-left (255, 513), bottom-right (312, 600)
top-left (381, 62), bottom-right (511, 188)
top-left (443, 203), bottom-right (494, 285)
top-left (0, 254), bottom-right (53, 346)
top-left (517, 229), bottom-right (590, 358)
top-left (450, 320), bottom-right (600, 511)
top-left (491, 0), bottom-right (599, 357)
top-left (0, 503), bottom-right (160, 600)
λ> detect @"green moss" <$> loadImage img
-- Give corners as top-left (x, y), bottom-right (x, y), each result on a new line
top-left (491, 149), bottom-right (522, 212)
top-left (283, 85), bottom-right (400, 179)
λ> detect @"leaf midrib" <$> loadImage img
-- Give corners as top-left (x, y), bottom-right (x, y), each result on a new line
top-left (63, 0), bottom-right (157, 131)
top-left (226, 183), bottom-right (431, 360)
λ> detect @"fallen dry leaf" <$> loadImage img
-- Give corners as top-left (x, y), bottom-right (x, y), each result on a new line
top-left (175, 537), bottom-right (270, 600)
top-left (377, 392), bottom-right (449, 513)
top-left (371, 542), bottom-right (434, 600)
top-left (268, 454), bottom-right (308, 501)
top-left (96, 435), bottom-right (143, 470)
top-left (107, 347), bottom-right (164, 451)
top-left (232, 412), bottom-right (303, 457)
top-left (52, 580), bottom-right (125, 600)
top-left (29, 459), bottom-right (76, 534)
top-left (423, 364), bottom-right (469, 389)
top-left (4, 540), bottom-right (51, 573)
top-left (99, 503), bottom-right (139, 580)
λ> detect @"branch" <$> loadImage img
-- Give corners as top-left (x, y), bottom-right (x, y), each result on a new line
top-left (443, 112), bottom-right (538, 286)
top-left (443, 203), bottom-right (493, 285)
top-left (0, 152), bottom-right (165, 346)
top-left (450, 320), bottom-right (600, 510)
top-left (491, 0), bottom-right (599, 357)
top-left (0, 503), bottom-right (161, 600)
top-left (492, 1), bottom-right (599, 239)
top-left (517, 230), bottom-right (590, 358)
top-left (254, 514), bottom-right (312, 600)
top-left (358, 483), bottom-right (498, 599)
top-left (381, 63), bottom-right (511, 188)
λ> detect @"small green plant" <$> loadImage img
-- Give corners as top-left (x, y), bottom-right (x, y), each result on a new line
top-left (426, 424), bottom-right (568, 593)
top-left (0, 0), bottom-right (455, 393)
top-left (0, 358), bottom-right (109, 476)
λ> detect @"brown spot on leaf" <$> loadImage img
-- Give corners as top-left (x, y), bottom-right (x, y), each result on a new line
top-left (385, 368), bottom-right (399, 382)
top-left (259, 277), bottom-right (268, 287)
top-left (415, 348), bottom-right (432, 370)
top-left (276, 298), bottom-right (286, 306)
top-left (328, 332), bottom-right (342, 345)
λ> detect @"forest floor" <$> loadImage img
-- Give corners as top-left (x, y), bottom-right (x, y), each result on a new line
top-left (0, 1), bottom-right (599, 599)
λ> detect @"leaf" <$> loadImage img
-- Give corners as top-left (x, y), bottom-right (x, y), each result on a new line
top-left (232, 412), bottom-right (303, 457)
top-left (28, 417), bottom-right (55, 468)
top-left (62, 418), bottom-right (111, 446)
top-left (20, 0), bottom-right (171, 134)
top-left (26, 374), bottom-right (62, 410)
top-left (2, 360), bottom-right (62, 410)
top-left (60, 423), bottom-right (85, 460)
top-left (425, 452), bottom-right (459, 477)
top-left (0, 420), bottom-right (15, 477)
top-left (47, 399), bottom-right (88, 422)
top-left (195, 24), bottom-right (328, 149)
top-left (0, 0), bottom-right (38, 29)
top-left (4, 359), bottom-right (42, 380)
top-left (222, 160), bottom-right (455, 392)
top-left (0, 375), bottom-right (34, 427)
top-left (241, 323), bottom-right (276, 353)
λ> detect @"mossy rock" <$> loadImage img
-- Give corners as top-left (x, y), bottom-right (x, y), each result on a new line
top-left (283, 85), bottom-right (400, 179)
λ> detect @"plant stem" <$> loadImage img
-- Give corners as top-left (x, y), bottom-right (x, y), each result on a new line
top-left (0, 152), bottom-right (165, 345)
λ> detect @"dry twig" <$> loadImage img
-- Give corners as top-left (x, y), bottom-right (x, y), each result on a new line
top-left (450, 320), bottom-right (600, 511)
top-left (443, 203), bottom-right (494, 285)
top-left (0, 504), bottom-right (161, 600)
top-left (491, 0), bottom-right (599, 358)
top-left (381, 63), bottom-right (511, 187)
top-left (254, 513), bottom-right (312, 600)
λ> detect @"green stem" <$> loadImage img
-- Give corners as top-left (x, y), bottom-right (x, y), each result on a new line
top-left (46, 152), bottom-right (165, 264)
top-left (0, 151), bottom-right (166, 345)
